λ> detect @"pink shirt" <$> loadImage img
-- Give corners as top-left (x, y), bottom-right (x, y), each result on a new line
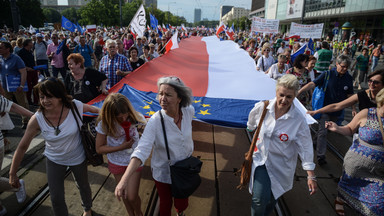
top-left (46, 43), bottom-right (64, 68)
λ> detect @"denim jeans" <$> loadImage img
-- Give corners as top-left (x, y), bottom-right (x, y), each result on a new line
top-left (371, 56), bottom-right (379, 72)
top-left (251, 165), bottom-right (276, 216)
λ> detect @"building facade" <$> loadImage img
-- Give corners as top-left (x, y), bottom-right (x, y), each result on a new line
top-left (220, 6), bottom-right (234, 20)
top-left (194, 8), bottom-right (202, 23)
top-left (264, 0), bottom-right (384, 41)
top-left (221, 7), bottom-right (251, 24)
top-left (249, 0), bottom-right (265, 18)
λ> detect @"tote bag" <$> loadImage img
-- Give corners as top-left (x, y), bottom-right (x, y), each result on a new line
top-left (311, 71), bottom-right (330, 120)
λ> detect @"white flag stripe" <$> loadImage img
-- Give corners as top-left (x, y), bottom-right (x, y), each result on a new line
top-left (129, 4), bottom-right (146, 38)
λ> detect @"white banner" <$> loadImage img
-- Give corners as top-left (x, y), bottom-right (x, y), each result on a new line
top-left (130, 4), bottom-right (146, 38)
top-left (251, 17), bottom-right (279, 34)
top-left (286, 0), bottom-right (304, 19)
top-left (289, 22), bottom-right (324, 39)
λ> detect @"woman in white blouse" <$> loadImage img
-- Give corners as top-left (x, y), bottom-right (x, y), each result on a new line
top-left (247, 74), bottom-right (318, 216)
top-left (266, 54), bottom-right (290, 80)
top-left (256, 46), bottom-right (275, 73)
top-left (115, 76), bottom-right (194, 216)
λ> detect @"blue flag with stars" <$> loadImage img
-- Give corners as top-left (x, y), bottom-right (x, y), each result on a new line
top-left (61, 16), bottom-right (75, 32)
top-left (150, 13), bottom-right (158, 30)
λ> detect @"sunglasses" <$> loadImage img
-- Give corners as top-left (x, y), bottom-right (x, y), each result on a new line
top-left (368, 79), bottom-right (382, 85)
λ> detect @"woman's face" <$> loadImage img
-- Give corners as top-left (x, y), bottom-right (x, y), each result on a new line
top-left (278, 59), bottom-right (285, 68)
top-left (116, 113), bottom-right (129, 124)
top-left (158, 84), bottom-right (181, 112)
top-left (368, 74), bottom-right (383, 92)
top-left (362, 49), bottom-right (368, 56)
top-left (39, 92), bottom-right (61, 111)
top-left (276, 86), bottom-right (295, 111)
top-left (300, 59), bottom-right (308, 68)
top-left (68, 59), bottom-right (81, 72)
top-left (264, 48), bottom-right (270, 56)
top-left (307, 60), bottom-right (316, 70)
top-left (130, 49), bottom-right (137, 58)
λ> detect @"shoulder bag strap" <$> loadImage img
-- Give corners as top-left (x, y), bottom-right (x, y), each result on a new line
top-left (246, 100), bottom-right (270, 160)
top-left (376, 108), bottom-right (384, 145)
top-left (70, 102), bottom-right (83, 131)
top-left (323, 71), bottom-right (330, 92)
top-left (159, 111), bottom-right (171, 162)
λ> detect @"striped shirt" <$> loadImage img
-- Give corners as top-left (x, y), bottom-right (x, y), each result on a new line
top-left (99, 53), bottom-right (132, 88)
top-left (0, 95), bottom-right (13, 142)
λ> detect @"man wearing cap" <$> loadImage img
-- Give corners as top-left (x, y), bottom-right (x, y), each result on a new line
top-left (135, 37), bottom-right (144, 57)
top-left (34, 33), bottom-right (50, 77)
top-left (0, 41), bottom-right (30, 128)
top-left (148, 43), bottom-right (159, 58)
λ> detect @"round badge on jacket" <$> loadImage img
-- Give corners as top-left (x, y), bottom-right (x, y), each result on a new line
top-left (279, 133), bottom-right (289, 142)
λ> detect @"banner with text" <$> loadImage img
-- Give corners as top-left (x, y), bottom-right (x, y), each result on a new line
top-left (130, 4), bottom-right (146, 38)
top-left (251, 17), bottom-right (279, 34)
top-left (289, 22), bottom-right (324, 39)
top-left (286, 0), bottom-right (304, 19)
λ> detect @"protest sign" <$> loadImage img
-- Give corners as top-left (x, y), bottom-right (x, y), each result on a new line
top-left (130, 4), bottom-right (146, 38)
top-left (289, 22), bottom-right (324, 39)
top-left (251, 17), bottom-right (279, 34)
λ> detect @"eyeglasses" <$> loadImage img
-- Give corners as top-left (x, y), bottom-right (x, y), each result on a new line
top-left (368, 79), bottom-right (382, 85)
top-left (338, 64), bottom-right (348, 69)
top-left (265, 49), bottom-right (270, 52)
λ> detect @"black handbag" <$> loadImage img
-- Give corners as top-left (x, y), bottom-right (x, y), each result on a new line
top-left (71, 103), bottom-right (104, 166)
top-left (159, 111), bottom-right (202, 199)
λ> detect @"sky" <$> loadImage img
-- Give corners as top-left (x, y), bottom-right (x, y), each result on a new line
top-left (57, 0), bottom-right (252, 23)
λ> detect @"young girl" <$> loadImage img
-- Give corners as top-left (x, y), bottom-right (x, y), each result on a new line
top-left (95, 93), bottom-right (146, 216)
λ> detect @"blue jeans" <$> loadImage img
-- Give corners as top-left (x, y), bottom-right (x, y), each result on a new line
top-left (251, 165), bottom-right (276, 216)
top-left (52, 66), bottom-right (67, 79)
top-left (371, 56), bottom-right (379, 72)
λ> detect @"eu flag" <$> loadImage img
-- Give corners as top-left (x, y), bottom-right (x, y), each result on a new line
top-left (61, 16), bottom-right (75, 32)
top-left (150, 13), bottom-right (158, 30)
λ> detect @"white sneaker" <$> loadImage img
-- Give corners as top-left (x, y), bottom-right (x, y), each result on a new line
top-left (0, 205), bottom-right (7, 216)
top-left (15, 179), bottom-right (26, 203)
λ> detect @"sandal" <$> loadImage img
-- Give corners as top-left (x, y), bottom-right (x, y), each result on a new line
top-left (335, 197), bottom-right (345, 216)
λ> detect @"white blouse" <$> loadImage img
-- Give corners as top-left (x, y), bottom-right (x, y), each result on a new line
top-left (35, 99), bottom-right (85, 166)
top-left (247, 98), bottom-right (315, 199)
top-left (267, 63), bottom-right (290, 80)
top-left (131, 105), bottom-right (195, 184)
top-left (257, 55), bottom-right (275, 73)
top-left (96, 113), bottom-right (145, 166)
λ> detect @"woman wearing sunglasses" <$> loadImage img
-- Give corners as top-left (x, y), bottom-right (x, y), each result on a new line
top-left (307, 69), bottom-right (384, 118)
top-left (256, 46), bottom-right (274, 73)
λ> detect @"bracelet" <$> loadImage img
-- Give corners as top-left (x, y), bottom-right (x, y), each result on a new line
top-left (307, 176), bottom-right (317, 181)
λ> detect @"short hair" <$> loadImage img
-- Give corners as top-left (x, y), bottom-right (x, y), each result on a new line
top-left (129, 46), bottom-right (138, 55)
top-left (23, 38), bottom-right (32, 47)
top-left (98, 93), bottom-right (145, 137)
top-left (156, 76), bottom-right (192, 107)
top-left (336, 55), bottom-right (352, 68)
top-left (16, 37), bottom-right (23, 47)
top-left (0, 41), bottom-right (13, 53)
top-left (143, 45), bottom-right (149, 51)
top-left (321, 41), bottom-right (329, 49)
top-left (361, 47), bottom-right (369, 52)
top-left (249, 39), bottom-right (256, 44)
top-left (293, 54), bottom-right (309, 69)
top-left (261, 46), bottom-right (271, 53)
top-left (368, 69), bottom-right (384, 84)
top-left (79, 35), bottom-right (85, 40)
top-left (277, 54), bottom-right (287, 62)
top-left (276, 74), bottom-right (300, 95)
top-left (34, 77), bottom-right (73, 112)
top-left (105, 39), bottom-right (116, 48)
top-left (67, 53), bottom-right (85, 68)
top-left (376, 88), bottom-right (384, 107)
top-left (308, 55), bottom-right (317, 62)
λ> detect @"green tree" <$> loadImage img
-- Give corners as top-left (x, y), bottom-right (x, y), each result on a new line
top-left (121, 0), bottom-right (141, 26)
top-left (79, 0), bottom-right (119, 26)
top-left (17, 0), bottom-right (45, 27)
top-left (61, 8), bottom-right (80, 23)
top-left (42, 8), bottom-right (61, 23)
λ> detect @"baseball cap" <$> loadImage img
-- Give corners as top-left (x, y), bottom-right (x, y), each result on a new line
top-left (36, 33), bottom-right (43, 38)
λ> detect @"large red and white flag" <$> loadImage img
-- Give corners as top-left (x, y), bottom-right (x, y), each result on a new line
top-left (89, 36), bottom-right (315, 127)
top-left (165, 30), bottom-right (179, 53)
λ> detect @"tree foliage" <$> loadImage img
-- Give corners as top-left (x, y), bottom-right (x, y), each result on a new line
top-left (42, 8), bottom-right (61, 23)
top-left (195, 20), bottom-right (219, 28)
top-left (227, 16), bottom-right (251, 31)
top-left (79, 0), bottom-right (119, 26)
top-left (61, 8), bottom-right (80, 23)
top-left (0, 0), bottom-right (44, 28)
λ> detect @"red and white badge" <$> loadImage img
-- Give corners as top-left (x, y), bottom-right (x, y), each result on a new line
top-left (279, 133), bottom-right (289, 142)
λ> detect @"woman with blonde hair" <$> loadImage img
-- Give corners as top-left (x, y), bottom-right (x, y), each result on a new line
top-left (13, 37), bottom-right (23, 54)
top-left (96, 93), bottom-right (146, 216)
top-left (256, 45), bottom-right (275, 73)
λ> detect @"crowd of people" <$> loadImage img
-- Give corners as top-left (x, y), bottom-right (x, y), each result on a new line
top-left (0, 25), bottom-right (383, 216)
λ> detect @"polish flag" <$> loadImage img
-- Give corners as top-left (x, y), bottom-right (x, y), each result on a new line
top-left (181, 24), bottom-right (186, 31)
top-left (225, 23), bottom-right (235, 40)
top-left (162, 24), bottom-right (167, 32)
top-left (88, 36), bottom-right (316, 127)
top-left (216, 22), bottom-right (225, 37)
top-left (165, 30), bottom-right (179, 53)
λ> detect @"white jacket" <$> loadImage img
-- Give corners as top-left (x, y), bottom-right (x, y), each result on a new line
top-left (247, 98), bottom-right (315, 199)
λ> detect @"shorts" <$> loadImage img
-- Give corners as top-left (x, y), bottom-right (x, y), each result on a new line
top-left (108, 160), bottom-right (143, 175)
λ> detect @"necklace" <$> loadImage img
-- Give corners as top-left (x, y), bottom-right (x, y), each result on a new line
top-left (43, 104), bottom-right (64, 136)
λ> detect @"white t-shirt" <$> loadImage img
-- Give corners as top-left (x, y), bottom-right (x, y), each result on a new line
top-left (35, 99), bottom-right (85, 166)
top-left (0, 95), bottom-right (13, 143)
top-left (267, 63), bottom-right (289, 80)
top-left (96, 113), bottom-right (145, 166)
top-left (257, 55), bottom-right (275, 73)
